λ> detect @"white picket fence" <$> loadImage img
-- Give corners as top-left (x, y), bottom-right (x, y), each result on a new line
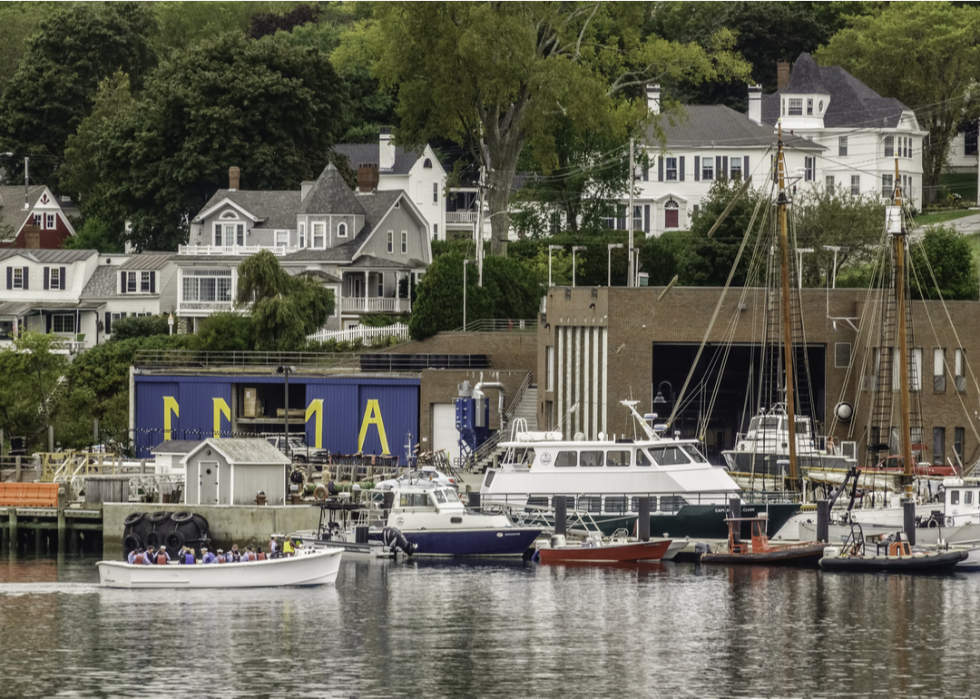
top-left (308, 323), bottom-right (410, 345)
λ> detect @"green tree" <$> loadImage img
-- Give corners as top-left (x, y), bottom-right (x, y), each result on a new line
top-left (0, 332), bottom-right (71, 451)
top-left (0, 2), bottom-right (157, 187)
top-left (86, 32), bottom-right (347, 250)
top-left (816, 3), bottom-right (980, 196)
top-left (62, 216), bottom-right (124, 254)
top-left (150, 1), bottom-right (305, 58)
top-left (0, 3), bottom-right (55, 96)
top-left (340, 2), bottom-right (750, 254)
top-left (236, 251), bottom-right (335, 350)
top-left (109, 314), bottom-right (172, 341)
top-left (910, 226), bottom-right (979, 301)
top-left (192, 312), bottom-right (255, 352)
top-left (408, 252), bottom-right (542, 340)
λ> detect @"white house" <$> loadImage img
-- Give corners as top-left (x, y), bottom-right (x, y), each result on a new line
top-left (79, 252), bottom-right (179, 339)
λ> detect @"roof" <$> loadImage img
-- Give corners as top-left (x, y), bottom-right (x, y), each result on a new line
top-left (152, 439), bottom-right (203, 455)
top-left (290, 268), bottom-right (342, 284)
top-left (80, 266), bottom-right (118, 299)
top-left (197, 190), bottom-right (300, 229)
top-left (120, 253), bottom-right (173, 271)
top-left (181, 438), bottom-right (291, 465)
top-left (345, 255), bottom-right (425, 270)
top-left (650, 104), bottom-right (823, 150)
top-left (0, 300), bottom-right (101, 316)
top-left (0, 248), bottom-right (97, 263)
top-left (333, 143), bottom-right (424, 175)
top-left (300, 164), bottom-right (365, 216)
top-left (761, 53), bottom-right (911, 129)
top-left (0, 185), bottom-right (45, 236)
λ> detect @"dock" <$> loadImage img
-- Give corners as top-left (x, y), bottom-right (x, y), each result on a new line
top-left (0, 483), bottom-right (104, 555)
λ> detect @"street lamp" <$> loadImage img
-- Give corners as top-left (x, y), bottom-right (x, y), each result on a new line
top-left (822, 245), bottom-right (849, 289)
top-left (548, 245), bottom-right (563, 286)
top-left (571, 246), bottom-right (586, 287)
top-left (607, 243), bottom-right (623, 286)
top-left (462, 259), bottom-right (476, 331)
top-left (276, 365), bottom-right (297, 457)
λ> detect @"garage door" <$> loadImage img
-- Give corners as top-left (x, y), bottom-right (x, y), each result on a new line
top-left (431, 403), bottom-right (459, 458)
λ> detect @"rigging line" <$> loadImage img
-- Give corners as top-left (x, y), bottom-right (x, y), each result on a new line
top-left (667, 181), bottom-right (769, 429)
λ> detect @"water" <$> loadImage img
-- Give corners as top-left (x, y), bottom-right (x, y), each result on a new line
top-left (2, 555), bottom-right (980, 697)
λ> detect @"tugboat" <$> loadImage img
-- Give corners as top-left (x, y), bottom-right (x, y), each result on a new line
top-left (700, 514), bottom-right (826, 566)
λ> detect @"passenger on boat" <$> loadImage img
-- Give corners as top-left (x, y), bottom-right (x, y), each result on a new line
top-left (269, 535), bottom-right (278, 557)
top-left (255, 547), bottom-right (266, 562)
top-left (127, 549), bottom-right (137, 564)
top-left (179, 547), bottom-right (195, 565)
top-left (155, 546), bottom-right (171, 565)
top-left (143, 546), bottom-right (156, 564)
top-left (216, 548), bottom-right (225, 563)
top-left (283, 537), bottom-right (296, 557)
top-left (201, 547), bottom-right (216, 564)
top-left (244, 545), bottom-right (257, 562)
top-left (132, 549), bottom-right (146, 565)
top-left (230, 544), bottom-right (241, 562)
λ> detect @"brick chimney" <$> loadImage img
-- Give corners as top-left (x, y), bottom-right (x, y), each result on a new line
top-left (23, 224), bottom-right (41, 249)
top-left (357, 163), bottom-right (380, 193)
top-left (228, 166), bottom-right (240, 191)
top-left (777, 60), bottom-right (791, 91)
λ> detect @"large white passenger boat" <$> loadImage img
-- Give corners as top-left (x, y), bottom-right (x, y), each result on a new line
top-left (481, 401), bottom-right (800, 540)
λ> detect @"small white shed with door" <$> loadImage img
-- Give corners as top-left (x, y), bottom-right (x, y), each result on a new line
top-left (181, 438), bottom-right (291, 506)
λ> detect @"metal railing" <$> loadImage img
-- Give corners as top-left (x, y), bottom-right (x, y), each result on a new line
top-left (340, 297), bottom-right (411, 313)
top-left (506, 371), bottom-right (534, 418)
top-left (134, 349), bottom-right (361, 372)
top-left (308, 323), bottom-right (409, 345)
top-left (178, 244), bottom-right (295, 256)
top-left (451, 318), bottom-right (537, 333)
top-left (446, 211), bottom-right (479, 224)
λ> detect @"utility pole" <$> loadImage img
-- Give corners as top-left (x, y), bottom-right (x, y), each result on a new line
top-left (627, 137), bottom-right (635, 287)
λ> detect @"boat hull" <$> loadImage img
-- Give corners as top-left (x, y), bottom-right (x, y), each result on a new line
top-left (819, 550), bottom-right (967, 572)
top-left (700, 543), bottom-right (826, 567)
top-left (97, 549), bottom-right (343, 588)
top-left (537, 539), bottom-right (671, 564)
top-left (402, 527), bottom-right (541, 557)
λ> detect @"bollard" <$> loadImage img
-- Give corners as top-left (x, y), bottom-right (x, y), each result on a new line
top-left (637, 497), bottom-right (651, 541)
top-left (816, 500), bottom-right (830, 543)
top-left (904, 499), bottom-right (916, 547)
top-left (730, 497), bottom-right (742, 541)
top-left (554, 496), bottom-right (567, 537)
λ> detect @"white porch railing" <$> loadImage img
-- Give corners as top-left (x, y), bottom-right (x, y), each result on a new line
top-left (308, 323), bottom-right (409, 345)
top-left (446, 211), bottom-right (479, 225)
top-left (179, 244), bottom-right (295, 256)
top-left (341, 297), bottom-right (410, 313)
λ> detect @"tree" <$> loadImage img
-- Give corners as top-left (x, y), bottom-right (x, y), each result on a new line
top-left (192, 312), bottom-right (255, 352)
top-left (81, 32), bottom-right (347, 250)
top-left (816, 3), bottom-right (980, 196)
top-left (408, 252), bottom-right (543, 340)
top-left (0, 2), bottom-right (157, 187)
top-left (236, 251), bottom-right (335, 350)
top-left (62, 216), bottom-right (124, 254)
top-left (109, 314), bottom-right (172, 341)
top-left (341, 2), bottom-right (751, 254)
top-left (250, 4), bottom-right (320, 39)
top-left (910, 225), bottom-right (979, 301)
top-left (0, 332), bottom-right (71, 451)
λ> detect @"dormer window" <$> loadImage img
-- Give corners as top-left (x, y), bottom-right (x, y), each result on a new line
top-left (338, 222), bottom-right (348, 238)
top-left (788, 98), bottom-right (803, 116)
top-left (423, 158), bottom-right (432, 168)
top-left (312, 222), bottom-right (325, 248)
top-left (806, 98), bottom-right (813, 116)
top-left (214, 223), bottom-right (244, 246)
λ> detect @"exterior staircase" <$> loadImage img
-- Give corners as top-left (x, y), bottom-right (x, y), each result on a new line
top-left (464, 377), bottom-right (537, 474)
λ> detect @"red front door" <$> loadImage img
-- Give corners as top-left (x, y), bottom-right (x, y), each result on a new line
top-left (665, 209), bottom-right (679, 228)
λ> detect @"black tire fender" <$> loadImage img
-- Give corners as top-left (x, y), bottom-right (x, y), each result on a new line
top-left (145, 530), bottom-right (161, 547)
top-left (124, 512), bottom-right (145, 527)
top-left (165, 530), bottom-right (185, 551)
top-left (123, 533), bottom-right (142, 552)
top-left (171, 511), bottom-right (194, 524)
top-left (147, 511), bottom-right (172, 524)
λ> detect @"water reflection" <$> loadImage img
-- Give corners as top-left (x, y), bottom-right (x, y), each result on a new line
top-left (2, 557), bottom-right (980, 697)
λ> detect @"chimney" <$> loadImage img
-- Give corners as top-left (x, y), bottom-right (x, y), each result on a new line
top-left (228, 166), bottom-right (240, 191)
top-left (747, 84), bottom-right (762, 124)
top-left (379, 127), bottom-right (395, 171)
top-left (646, 84), bottom-right (661, 115)
top-left (777, 60), bottom-right (791, 91)
top-left (24, 224), bottom-right (41, 249)
top-left (357, 164), bottom-right (380, 193)
top-left (301, 181), bottom-right (314, 201)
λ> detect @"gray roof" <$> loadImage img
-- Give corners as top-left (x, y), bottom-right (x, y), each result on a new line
top-left (290, 268), bottom-right (342, 284)
top-left (120, 253), bottom-right (173, 270)
top-left (80, 266), bottom-right (118, 299)
top-left (650, 105), bottom-right (823, 150)
top-left (152, 439), bottom-right (203, 455)
top-left (334, 144), bottom-right (424, 175)
top-left (183, 438), bottom-right (291, 465)
top-left (0, 248), bottom-right (97, 263)
top-left (761, 53), bottom-right (910, 129)
top-left (300, 164), bottom-right (365, 216)
top-left (346, 255), bottom-right (425, 270)
top-left (0, 185), bottom-right (45, 235)
top-left (197, 190), bottom-right (300, 229)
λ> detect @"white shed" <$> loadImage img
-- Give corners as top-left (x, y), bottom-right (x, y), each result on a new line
top-left (181, 438), bottom-right (291, 506)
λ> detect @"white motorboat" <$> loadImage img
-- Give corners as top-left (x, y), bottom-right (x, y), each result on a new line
top-left (97, 548), bottom-right (343, 588)
top-left (290, 500), bottom-right (406, 560)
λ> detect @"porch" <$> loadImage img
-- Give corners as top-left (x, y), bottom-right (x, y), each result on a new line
top-left (340, 268), bottom-right (418, 316)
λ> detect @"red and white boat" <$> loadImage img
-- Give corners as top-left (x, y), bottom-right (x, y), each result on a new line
top-left (534, 531), bottom-right (672, 564)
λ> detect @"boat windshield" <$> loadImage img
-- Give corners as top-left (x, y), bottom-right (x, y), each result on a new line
top-left (433, 490), bottom-right (447, 504)
top-left (399, 492), bottom-right (431, 508)
top-left (648, 446), bottom-right (691, 466)
top-left (443, 489), bottom-right (462, 504)
top-left (680, 444), bottom-right (708, 463)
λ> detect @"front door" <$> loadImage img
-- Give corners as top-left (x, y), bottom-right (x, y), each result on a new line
top-left (199, 461), bottom-right (218, 504)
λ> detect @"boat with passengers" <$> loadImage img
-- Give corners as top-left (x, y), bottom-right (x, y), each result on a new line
top-left (481, 400), bottom-right (800, 540)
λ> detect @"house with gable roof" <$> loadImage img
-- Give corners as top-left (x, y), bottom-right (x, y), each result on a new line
top-left (181, 163), bottom-right (431, 333)
top-left (0, 184), bottom-right (77, 249)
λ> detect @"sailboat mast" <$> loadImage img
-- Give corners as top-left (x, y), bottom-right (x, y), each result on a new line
top-left (777, 124), bottom-right (799, 486)
top-left (893, 159), bottom-right (914, 497)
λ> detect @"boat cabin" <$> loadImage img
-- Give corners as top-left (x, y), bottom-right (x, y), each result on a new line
top-left (509, 442), bottom-right (710, 472)
top-left (942, 478), bottom-right (980, 526)
top-left (725, 515), bottom-right (774, 554)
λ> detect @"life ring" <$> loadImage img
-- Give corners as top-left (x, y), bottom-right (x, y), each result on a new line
top-left (313, 484), bottom-right (328, 502)
top-left (124, 512), bottom-right (145, 527)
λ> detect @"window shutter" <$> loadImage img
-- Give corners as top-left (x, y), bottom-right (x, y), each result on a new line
top-left (214, 223), bottom-right (221, 244)
top-left (22, 267), bottom-right (28, 290)
top-left (45, 314), bottom-right (51, 333)
top-left (105, 312), bottom-right (112, 335)
top-left (44, 267), bottom-right (49, 290)
top-left (694, 156), bottom-right (700, 182)
top-left (6, 267), bottom-right (11, 289)
top-left (150, 271), bottom-right (156, 293)
top-left (722, 156), bottom-right (728, 178)
top-left (642, 163), bottom-right (649, 181)
top-left (644, 205), bottom-right (650, 233)
top-left (679, 156), bottom-right (685, 182)
top-left (60, 267), bottom-right (66, 290)
top-left (743, 156), bottom-right (749, 176)
top-left (120, 271), bottom-right (127, 294)
top-left (716, 156), bottom-right (722, 178)
top-left (658, 157), bottom-right (663, 182)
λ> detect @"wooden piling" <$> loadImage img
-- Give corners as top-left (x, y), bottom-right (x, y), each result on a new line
top-left (70, 528), bottom-right (79, 555)
top-left (8, 508), bottom-right (17, 555)
top-left (57, 487), bottom-right (66, 554)
top-left (35, 524), bottom-right (42, 553)
top-left (14, 456), bottom-right (21, 483)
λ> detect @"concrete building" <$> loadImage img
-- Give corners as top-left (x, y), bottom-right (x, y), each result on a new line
top-left (181, 438), bottom-right (291, 507)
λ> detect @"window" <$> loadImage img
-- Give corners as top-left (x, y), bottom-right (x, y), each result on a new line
top-left (127, 272), bottom-right (137, 293)
top-left (181, 269), bottom-right (232, 303)
top-left (605, 497), bottom-right (628, 514)
top-left (52, 315), bottom-right (75, 333)
top-left (386, 231), bottom-right (393, 253)
top-left (545, 346), bottom-right (554, 391)
top-left (804, 156), bottom-right (815, 181)
top-left (433, 182), bottom-right (438, 203)
top-left (955, 427), bottom-right (965, 464)
top-left (730, 159), bottom-right (742, 180)
top-left (401, 231), bottom-right (408, 254)
top-left (140, 271), bottom-right (152, 293)
top-left (33, 213), bottom-right (42, 227)
top-left (632, 205), bottom-right (643, 231)
top-left (851, 175), bottom-right (860, 197)
top-left (433, 224), bottom-right (438, 240)
top-left (881, 174), bottom-right (893, 198)
top-left (826, 175), bottom-right (835, 192)
top-left (884, 136), bottom-right (894, 158)
top-left (892, 347), bottom-right (922, 391)
top-left (605, 451), bottom-right (631, 467)
top-left (579, 451), bottom-right (604, 467)
top-left (955, 348), bottom-right (966, 392)
top-left (934, 348), bottom-right (946, 392)
top-left (965, 131), bottom-right (976, 156)
top-left (839, 136), bottom-right (848, 157)
top-left (578, 496), bottom-right (602, 513)
top-left (636, 449), bottom-right (652, 466)
top-left (312, 222), bottom-right (325, 248)
top-left (46, 214), bottom-right (55, 229)
top-left (934, 427), bottom-right (945, 465)
top-left (807, 98), bottom-right (813, 115)
top-left (376, 272), bottom-right (384, 297)
top-left (648, 446), bottom-right (690, 466)
top-left (299, 223), bottom-right (306, 248)
top-left (554, 451), bottom-right (577, 467)
top-left (835, 342), bottom-right (851, 368)
top-left (49, 267), bottom-right (61, 290)
top-left (631, 496), bottom-right (657, 512)
top-left (665, 157), bottom-right (678, 181)
top-left (788, 98), bottom-right (803, 116)
top-left (275, 230), bottom-right (289, 247)
top-left (423, 158), bottom-right (432, 168)
top-left (702, 157), bottom-right (714, 181)
top-left (338, 222), bottom-right (348, 238)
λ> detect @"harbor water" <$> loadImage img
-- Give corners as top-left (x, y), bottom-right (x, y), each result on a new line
top-left (3, 555), bottom-right (980, 697)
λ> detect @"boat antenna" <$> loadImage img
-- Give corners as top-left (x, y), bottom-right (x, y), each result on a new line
top-left (776, 123), bottom-right (799, 489)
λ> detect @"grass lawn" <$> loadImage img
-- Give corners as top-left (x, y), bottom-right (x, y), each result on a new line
top-left (939, 172), bottom-right (978, 204)
top-left (912, 209), bottom-right (976, 226)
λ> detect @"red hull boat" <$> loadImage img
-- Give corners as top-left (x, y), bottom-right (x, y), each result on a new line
top-left (536, 538), bottom-right (672, 564)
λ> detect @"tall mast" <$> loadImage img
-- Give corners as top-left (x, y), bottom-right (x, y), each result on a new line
top-left (893, 159), bottom-right (914, 498)
top-left (777, 124), bottom-right (798, 486)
